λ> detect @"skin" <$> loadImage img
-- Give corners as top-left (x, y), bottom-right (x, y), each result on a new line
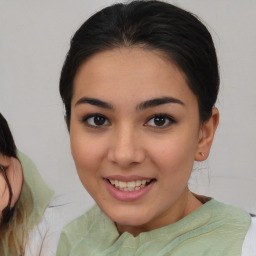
top-left (70, 47), bottom-right (219, 236)
top-left (0, 154), bottom-right (23, 221)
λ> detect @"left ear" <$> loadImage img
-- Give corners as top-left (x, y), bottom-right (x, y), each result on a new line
top-left (195, 107), bottom-right (219, 161)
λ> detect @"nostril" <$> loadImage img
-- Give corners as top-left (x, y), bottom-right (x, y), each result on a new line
top-left (107, 133), bottom-right (146, 166)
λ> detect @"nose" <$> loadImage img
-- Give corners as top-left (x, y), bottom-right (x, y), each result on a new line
top-left (107, 125), bottom-right (146, 168)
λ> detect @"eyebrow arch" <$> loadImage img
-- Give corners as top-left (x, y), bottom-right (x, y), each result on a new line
top-left (75, 96), bottom-right (184, 111)
top-left (136, 97), bottom-right (184, 111)
top-left (75, 97), bottom-right (114, 110)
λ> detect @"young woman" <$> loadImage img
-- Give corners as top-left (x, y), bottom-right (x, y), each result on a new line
top-left (0, 113), bottom-right (23, 230)
top-left (0, 112), bottom-right (91, 255)
top-left (56, 1), bottom-right (256, 255)
top-left (0, 112), bottom-right (55, 256)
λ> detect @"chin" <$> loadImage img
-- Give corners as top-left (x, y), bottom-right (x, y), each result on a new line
top-left (105, 205), bottom-right (153, 228)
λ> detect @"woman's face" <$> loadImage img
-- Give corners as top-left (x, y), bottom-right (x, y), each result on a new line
top-left (0, 154), bottom-right (23, 223)
top-left (70, 47), bottom-right (217, 235)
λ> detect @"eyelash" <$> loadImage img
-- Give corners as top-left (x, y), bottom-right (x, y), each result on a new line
top-left (81, 113), bottom-right (110, 129)
top-left (145, 113), bottom-right (176, 129)
top-left (81, 113), bottom-right (176, 129)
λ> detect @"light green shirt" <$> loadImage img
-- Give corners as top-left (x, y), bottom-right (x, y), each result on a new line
top-left (0, 152), bottom-right (54, 256)
top-left (57, 199), bottom-right (250, 256)
top-left (17, 151), bottom-right (54, 229)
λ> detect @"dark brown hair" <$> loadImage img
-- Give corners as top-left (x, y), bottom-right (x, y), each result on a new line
top-left (59, 0), bottom-right (219, 129)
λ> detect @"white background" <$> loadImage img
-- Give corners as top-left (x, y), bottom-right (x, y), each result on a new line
top-left (0, 0), bottom-right (256, 213)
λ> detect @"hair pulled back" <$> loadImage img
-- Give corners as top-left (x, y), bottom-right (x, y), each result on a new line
top-left (59, 0), bottom-right (219, 128)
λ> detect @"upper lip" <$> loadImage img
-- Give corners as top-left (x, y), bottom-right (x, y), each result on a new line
top-left (104, 175), bottom-right (154, 182)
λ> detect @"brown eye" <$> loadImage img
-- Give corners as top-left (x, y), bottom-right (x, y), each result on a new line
top-left (145, 114), bottom-right (175, 128)
top-left (92, 116), bottom-right (106, 125)
top-left (82, 114), bottom-right (110, 127)
top-left (153, 116), bottom-right (166, 126)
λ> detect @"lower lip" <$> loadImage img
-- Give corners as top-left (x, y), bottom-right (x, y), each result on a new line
top-left (104, 179), bottom-right (155, 202)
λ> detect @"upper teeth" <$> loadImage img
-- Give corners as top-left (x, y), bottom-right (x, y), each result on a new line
top-left (109, 179), bottom-right (150, 191)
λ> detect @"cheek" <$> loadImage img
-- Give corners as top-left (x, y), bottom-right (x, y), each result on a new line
top-left (149, 139), bottom-right (195, 201)
top-left (71, 136), bottom-right (97, 172)
top-left (70, 136), bottom-right (99, 198)
top-left (9, 159), bottom-right (23, 207)
top-left (0, 180), bottom-right (8, 213)
top-left (149, 131), bottom-right (198, 177)
top-left (70, 130), bottom-right (108, 183)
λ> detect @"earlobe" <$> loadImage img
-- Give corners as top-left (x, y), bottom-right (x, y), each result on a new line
top-left (195, 108), bottom-right (219, 161)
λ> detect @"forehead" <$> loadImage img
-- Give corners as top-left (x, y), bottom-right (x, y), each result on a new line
top-left (72, 47), bottom-right (197, 108)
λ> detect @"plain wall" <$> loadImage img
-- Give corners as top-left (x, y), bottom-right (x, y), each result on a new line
top-left (0, 0), bottom-right (256, 213)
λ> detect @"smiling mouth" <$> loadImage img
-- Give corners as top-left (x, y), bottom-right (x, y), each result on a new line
top-left (106, 178), bottom-right (156, 191)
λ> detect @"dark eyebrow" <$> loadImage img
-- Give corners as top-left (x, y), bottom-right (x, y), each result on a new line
top-left (75, 97), bottom-right (114, 110)
top-left (75, 96), bottom-right (184, 111)
top-left (136, 97), bottom-right (184, 111)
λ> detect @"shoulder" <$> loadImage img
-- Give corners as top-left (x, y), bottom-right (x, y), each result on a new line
top-left (26, 193), bottom-right (90, 256)
top-left (25, 207), bottom-right (52, 256)
top-left (205, 199), bottom-right (250, 223)
top-left (56, 204), bottom-right (101, 256)
top-left (187, 198), bottom-right (251, 255)
top-left (197, 199), bottom-right (251, 235)
top-left (25, 202), bottom-right (61, 256)
top-left (18, 151), bottom-right (54, 209)
top-left (242, 215), bottom-right (256, 256)
top-left (206, 199), bottom-right (251, 241)
top-left (60, 204), bottom-right (101, 240)
top-left (206, 199), bottom-right (253, 255)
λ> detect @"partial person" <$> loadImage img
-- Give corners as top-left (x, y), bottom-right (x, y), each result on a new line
top-left (56, 1), bottom-right (256, 255)
top-left (0, 112), bottom-right (83, 256)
